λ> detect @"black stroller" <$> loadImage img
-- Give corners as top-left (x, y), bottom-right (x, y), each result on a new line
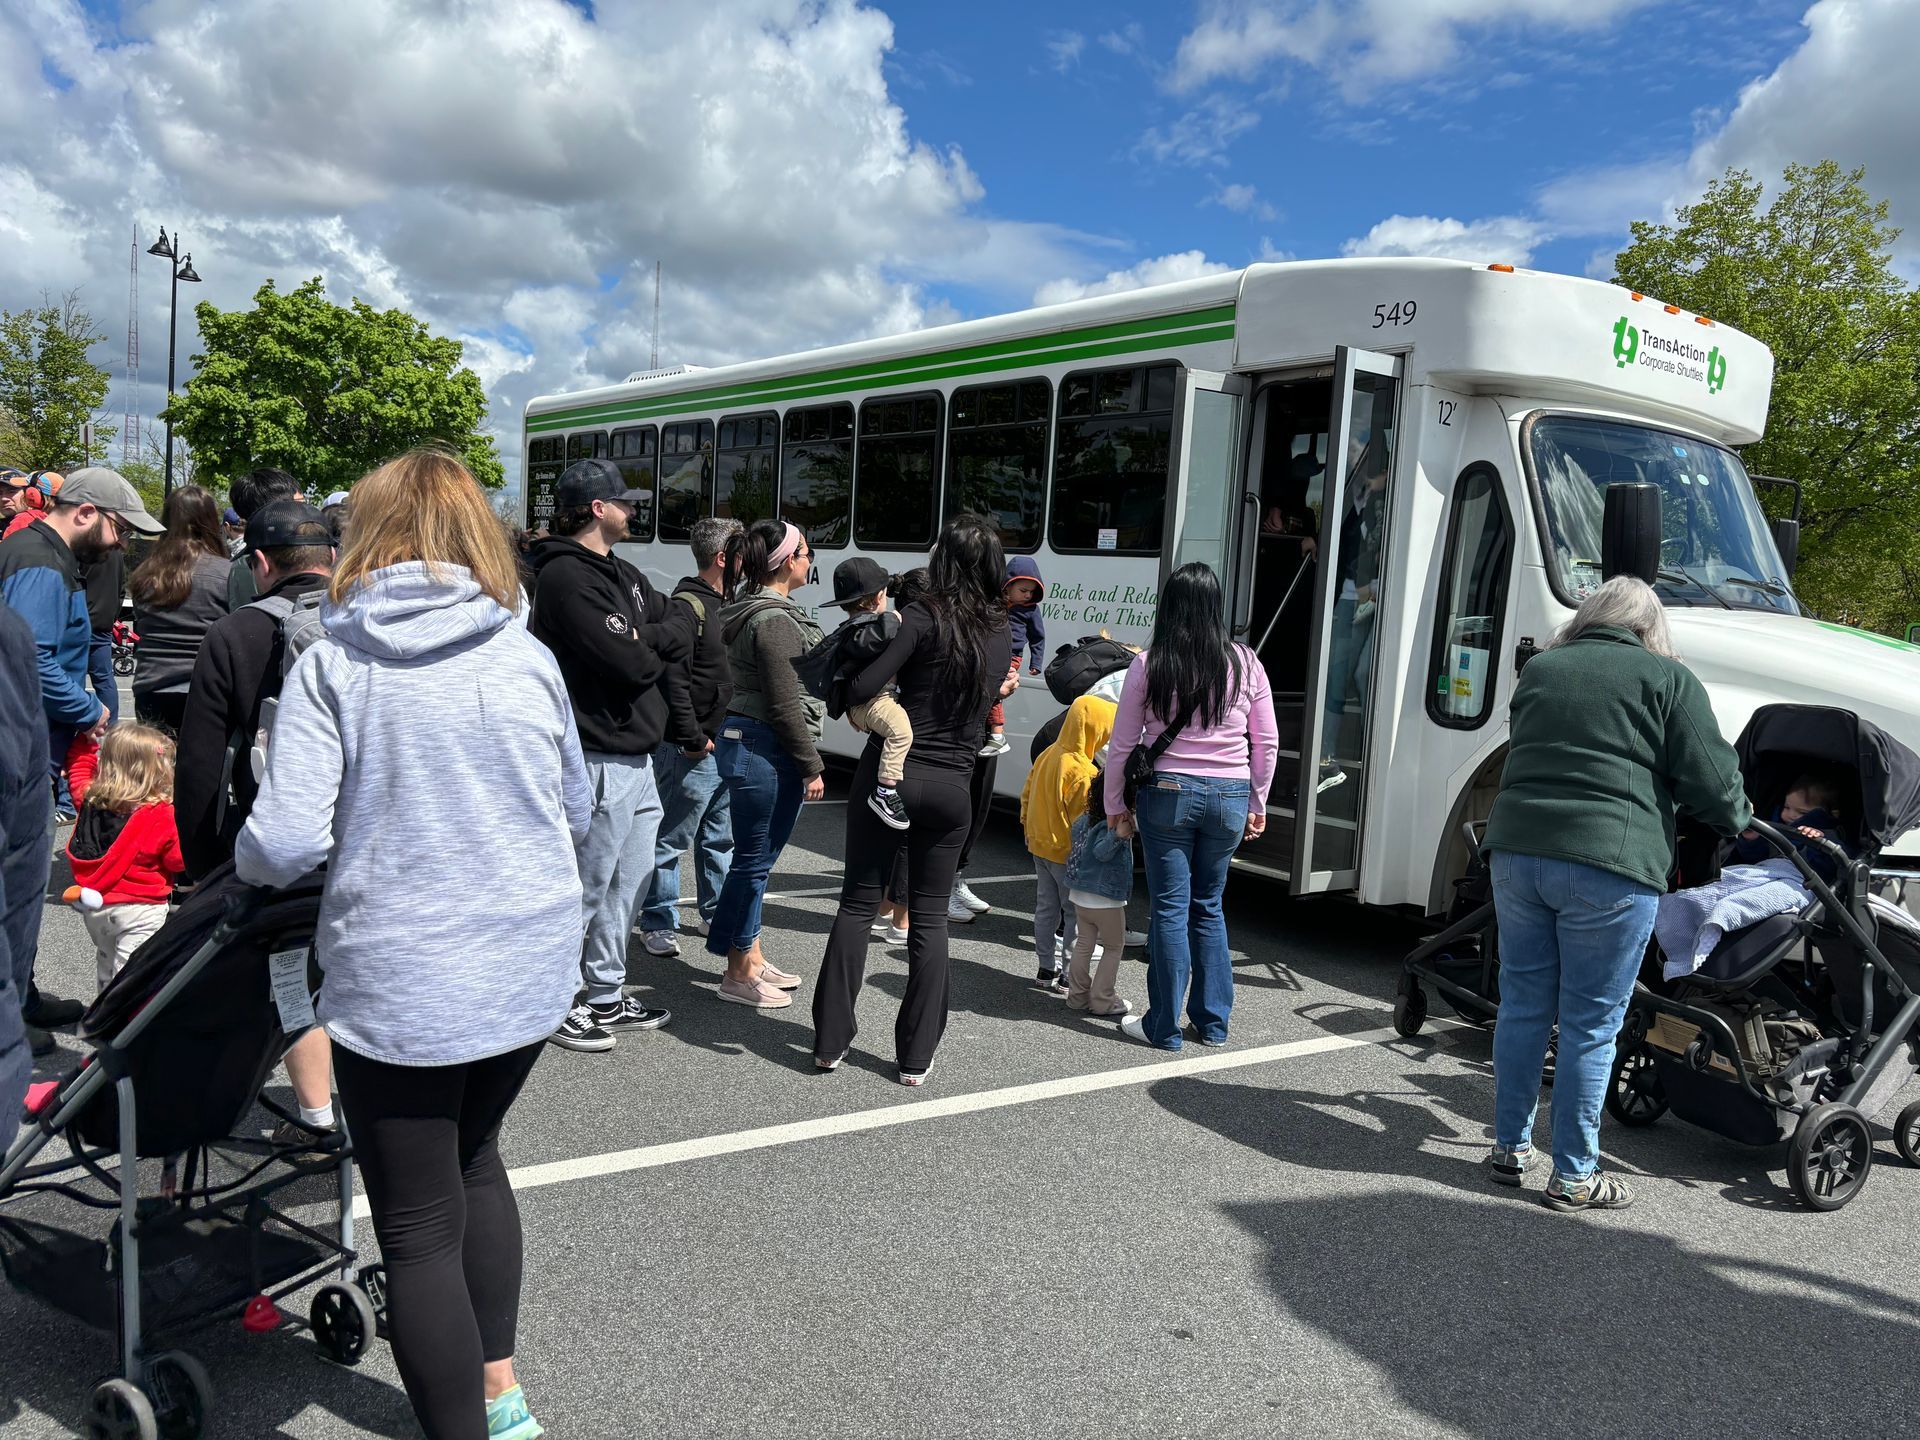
top-left (1608, 705), bottom-right (1920, 1211)
top-left (0, 863), bottom-right (385, 1439)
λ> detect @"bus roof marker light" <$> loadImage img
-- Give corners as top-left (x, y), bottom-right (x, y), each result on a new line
top-left (1488, 263), bottom-right (1515, 273)
top-left (1664, 304), bottom-right (1682, 315)
top-left (1630, 292), bottom-right (1645, 302)
top-left (1696, 315), bottom-right (1715, 326)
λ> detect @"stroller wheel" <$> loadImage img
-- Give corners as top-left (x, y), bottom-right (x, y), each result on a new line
top-left (1789, 1104), bottom-right (1874, 1211)
top-left (1894, 1099), bottom-right (1920, 1168)
top-left (1392, 981), bottom-right (1427, 1038)
top-left (87, 1378), bottom-right (157, 1440)
top-left (312, 1281), bottom-right (379, 1366)
top-left (144, 1351), bottom-right (211, 1439)
top-left (1606, 1045), bottom-right (1668, 1127)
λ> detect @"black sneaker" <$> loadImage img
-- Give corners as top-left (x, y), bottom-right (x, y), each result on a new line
top-left (1181, 1023), bottom-right (1228, 1048)
top-left (28, 1023), bottom-right (54, 1057)
top-left (52, 806), bottom-right (76, 825)
top-left (1033, 967), bottom-right (1064, 991)
top-left (270, 1117), bottom-right (346, 1166)
top-left (590, 997), bottom-right (671, 1031)
top-left (549, 1004), bottom-right (617, 1052)
top-left (23, 985), bottom-right (84, 1029)
top-left (867, 787), bottom-right (911, 830)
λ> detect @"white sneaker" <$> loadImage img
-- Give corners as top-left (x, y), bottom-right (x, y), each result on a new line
top-left (947, 892), bottom-right (976, 924)
top-left (640, 930), bottom-right (680, 958)
top-left (1119, 1014), bottom-right (1154, 1045)
top-left (953, 881), bottom-right (990, 914)
top-left (1123, 929), bottom-right (1149, 947)
top-left (882, 924), bottom-right (909, 945)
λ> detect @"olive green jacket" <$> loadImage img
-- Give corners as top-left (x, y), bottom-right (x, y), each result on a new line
top-left (1485, 626), bottom-right (1751, 891)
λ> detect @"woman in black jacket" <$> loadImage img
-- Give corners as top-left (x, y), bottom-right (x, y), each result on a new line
top-left (811, 514), bottom-right (1012, 1085)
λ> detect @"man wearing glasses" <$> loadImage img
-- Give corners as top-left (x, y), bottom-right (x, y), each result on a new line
top-left (0, 466), bottom-right (162, 1047)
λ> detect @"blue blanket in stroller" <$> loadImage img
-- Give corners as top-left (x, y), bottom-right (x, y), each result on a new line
top-left (1655, 858), bottom-right (1810, 980)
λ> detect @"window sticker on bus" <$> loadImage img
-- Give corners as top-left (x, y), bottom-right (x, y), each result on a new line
top-left (1097, 528), bottom-right (1118, 551)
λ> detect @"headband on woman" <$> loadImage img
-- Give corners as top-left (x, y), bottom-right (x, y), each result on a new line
top-left (767, 521), bottom-right (804, 569)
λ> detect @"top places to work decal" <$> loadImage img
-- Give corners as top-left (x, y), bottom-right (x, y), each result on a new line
top-left (1613, 316), bottom-right (1727, 394)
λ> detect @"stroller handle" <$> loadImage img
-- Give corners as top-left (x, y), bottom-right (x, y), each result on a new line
top-left (1748, 815), bottom-right (1851, 869)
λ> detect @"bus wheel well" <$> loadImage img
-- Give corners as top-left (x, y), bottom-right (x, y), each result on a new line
top-left (1427, 747), bottom-right (1507, 915)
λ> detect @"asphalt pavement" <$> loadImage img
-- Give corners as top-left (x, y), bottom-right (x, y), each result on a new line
top-left (5, 747), bottom-right (1920, 1439)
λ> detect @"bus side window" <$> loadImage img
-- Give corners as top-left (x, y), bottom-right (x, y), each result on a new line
top-left (780, 403), bottom-right (854, 549)
top-left (855, 393), bottom-right (942, 551)
top-left (1428, 463), bottom-right (1512, 729)
top-left (658, 420), bottom-right (714, 542)
top-left (947, 378), bottom-right (1050, 552)
top-left (610, 425), bottom-right (657, 543)
top-left (716, 412), bottom-right (778, 524)
top-left (566, 430), bottom-right (608, 462)
top-left (1050, 361), bottom-right (1176, 554)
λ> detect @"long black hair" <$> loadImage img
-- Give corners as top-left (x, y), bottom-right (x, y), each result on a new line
top-left (1145, 562), bottom-right (1243, 728)
top-left (921, 512), bottom-right (1006, 695)
top-left (722, 518), bottom-right (792, 601)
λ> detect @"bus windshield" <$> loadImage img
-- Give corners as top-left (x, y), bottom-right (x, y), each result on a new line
top-left (1527, 414), bottom-right (1796, 614)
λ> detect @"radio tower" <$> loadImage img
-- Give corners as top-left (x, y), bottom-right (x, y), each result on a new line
top-left (121, 227), bottom-right (142, 470)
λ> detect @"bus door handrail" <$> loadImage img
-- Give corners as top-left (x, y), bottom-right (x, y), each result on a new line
top-left (1256, 548), bottom-right (1317, 659)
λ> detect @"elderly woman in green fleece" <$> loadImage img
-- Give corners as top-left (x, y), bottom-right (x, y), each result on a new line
top-left (1482, 576), bottom-right (1749, 1213)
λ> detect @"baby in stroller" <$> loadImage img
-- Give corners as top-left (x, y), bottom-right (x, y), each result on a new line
top-left (1729, 773), bottom-right (1848, 882)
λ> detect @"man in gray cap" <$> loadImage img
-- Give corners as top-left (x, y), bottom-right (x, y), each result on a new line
top-left (0, 466), bottom-right (160, 1040)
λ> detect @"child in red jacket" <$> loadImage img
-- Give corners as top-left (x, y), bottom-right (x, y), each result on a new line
top-left (65, 723), bottom-right (184, 992)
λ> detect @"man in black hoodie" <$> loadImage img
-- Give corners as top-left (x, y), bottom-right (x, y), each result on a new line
top-left (636, 516), bottom-right (738, 957)
top-left (529, 459), bottom-right (694, 1053)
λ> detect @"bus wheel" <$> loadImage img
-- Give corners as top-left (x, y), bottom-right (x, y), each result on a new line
top-left (1392, 979), bottom-right (1427, 1038)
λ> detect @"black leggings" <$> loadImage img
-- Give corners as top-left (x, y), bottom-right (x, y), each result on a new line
top-left (956, 751), bottom-right (998, 875)
top-left (332, 1041), bottom-right (543, 1440)
top-left (814, 747), bottom-right (973, 1071)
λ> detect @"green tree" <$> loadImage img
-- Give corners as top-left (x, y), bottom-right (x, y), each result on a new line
top-left (0, 292), bottom-right (116, 470)
top-left (1612, 161), bottom-right (1920, 632)
top-left (166, 276), bottom-right (503, 495)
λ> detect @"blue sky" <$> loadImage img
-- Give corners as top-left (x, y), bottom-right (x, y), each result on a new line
top-left (4, 0), bottom-right (1913, 500)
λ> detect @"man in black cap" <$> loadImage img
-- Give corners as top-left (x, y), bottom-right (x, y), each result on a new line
top-left (528, 458), bottom-right (694, 1053)
top-left (173, 497), bottom-right (340, 1150)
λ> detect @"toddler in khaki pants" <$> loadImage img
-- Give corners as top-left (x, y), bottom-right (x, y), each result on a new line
top-left (1064, 772), bottom-right (1135, 1018)
top-left (819, 556), bottom-right (914, 831)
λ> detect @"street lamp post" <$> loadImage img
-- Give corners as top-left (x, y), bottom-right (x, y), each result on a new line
top-left (145, 227), bottom-right (201, 498)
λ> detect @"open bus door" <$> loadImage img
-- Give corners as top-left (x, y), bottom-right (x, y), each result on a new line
top-left (1291, 346), bottom-right (1403, 895)
top-left (1162, 369), bottom-right (1250, 590)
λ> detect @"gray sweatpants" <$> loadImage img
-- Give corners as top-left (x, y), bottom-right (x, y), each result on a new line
top-left (1034, 855), bottom-right (1077, 973)
top-left (577, 752), bottom-right (663, 1007)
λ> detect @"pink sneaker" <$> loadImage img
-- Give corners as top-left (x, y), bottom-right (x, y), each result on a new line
top-left (717, 975), bottom-right (792, 1008)
top-left (756, 960), bottom-right (802, 991)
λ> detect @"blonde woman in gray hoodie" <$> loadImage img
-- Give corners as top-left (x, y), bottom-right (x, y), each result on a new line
top-left (237, 449), bottom-right (589, 1440)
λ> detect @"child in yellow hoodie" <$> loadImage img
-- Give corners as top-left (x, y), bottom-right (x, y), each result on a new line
top-left (1019, 693), bottom-right (1116, 990)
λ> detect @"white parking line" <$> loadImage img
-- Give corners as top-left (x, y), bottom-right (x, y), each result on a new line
top-left (352, 1021), bottom-right (1435, 1217)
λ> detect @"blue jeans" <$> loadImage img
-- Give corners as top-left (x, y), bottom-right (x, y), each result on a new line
top-left (707, 717), bottom-right (805, 958)
top-left (1137, 771), bottom-right (1248, 1048)
top-left (1034, 855), bottom-right (1076, 973)
top-left (88, 631), bottom-right (118, 726)
top-left (1490, 851), bottom-right (1658, 1180)
top-left (640, 748), bottom-right (732, 932)
top-left (575, 753), bottom-right (663, 1007)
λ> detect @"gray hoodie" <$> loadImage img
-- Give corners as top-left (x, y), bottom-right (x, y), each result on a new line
top-left (236, 562), bottom-right (591, 1067)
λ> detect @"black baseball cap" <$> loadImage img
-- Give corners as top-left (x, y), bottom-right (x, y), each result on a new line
top-left (242, 498), bottom-right (331, 554)
top-left (823, 555), bottom-right (892, 609)
top-left (555, 458), bottom-right (648, 509)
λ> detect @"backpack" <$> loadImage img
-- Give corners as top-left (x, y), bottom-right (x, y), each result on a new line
top-left (1044, 634), bottom-right (1136, 705)
top-left (246, 589), bottom-right (328, 782)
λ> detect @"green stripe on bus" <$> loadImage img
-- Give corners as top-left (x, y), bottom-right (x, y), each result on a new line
top-left (529, 323), bottom-right (1236, 431)
top-left (526, 305), bottom-right (1236, 433)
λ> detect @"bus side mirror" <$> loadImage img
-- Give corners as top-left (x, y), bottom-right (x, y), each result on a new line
top-left (1770, 516), bottom-right (1801, 577)
top-left (1906, 623), bottom-right (1920, 646)
top-left (1601, 483), bottom-right (1661, 584)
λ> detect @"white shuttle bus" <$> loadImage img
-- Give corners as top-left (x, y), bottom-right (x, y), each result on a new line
top-left (523, 257), bottom-right (1920, 913)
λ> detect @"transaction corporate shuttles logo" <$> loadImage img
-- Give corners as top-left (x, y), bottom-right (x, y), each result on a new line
top-left (1612, 316), bottom-right (1726, 395)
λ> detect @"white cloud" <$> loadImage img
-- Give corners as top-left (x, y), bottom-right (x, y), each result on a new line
top-left (1209, 182), bottom-right (1279, 222)
top-left (1032, 250), bottom-right (1234, 307)
top-left (1045, 30), bottom-right (1085, 72)
top-left (0, 0), bottom-right (1115, 492)
top-left (1340, 214), bottom-right (1548, 265)
top-left (1100, 25), bottom-right (1146, 57)
top-left (1135, 96), bottom-right (1259, 167)
top-left (1169, 0), bottom-right (1654, 98)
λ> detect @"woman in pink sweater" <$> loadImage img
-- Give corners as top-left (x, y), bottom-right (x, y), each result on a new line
top-left (1105, 563), bottom-right (1278, 1049)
